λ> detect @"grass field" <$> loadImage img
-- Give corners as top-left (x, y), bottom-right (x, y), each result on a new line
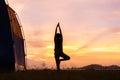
top-left (0, 70), bottom-right (120, 80)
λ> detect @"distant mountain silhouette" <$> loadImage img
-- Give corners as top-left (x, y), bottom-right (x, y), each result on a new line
top-left (81, 64), bottom-right (103, 70)
top-left (105, 65), bottom-right (120, 70)
top-left (72, 64), bottom-right (120, 70)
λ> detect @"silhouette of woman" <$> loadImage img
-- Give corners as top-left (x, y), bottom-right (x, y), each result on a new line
top-left (54, 22), bottom-right (70, 70)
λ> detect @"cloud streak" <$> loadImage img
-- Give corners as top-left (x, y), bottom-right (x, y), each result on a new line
top-left (108, 27), bottom-right (120, 33)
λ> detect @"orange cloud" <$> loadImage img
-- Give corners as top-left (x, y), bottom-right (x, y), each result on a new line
top-left (107, 27), bottom-right (120, 33)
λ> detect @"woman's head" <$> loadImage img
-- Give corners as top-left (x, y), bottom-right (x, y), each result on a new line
top-left (55, 33), bottom-right (62, 41)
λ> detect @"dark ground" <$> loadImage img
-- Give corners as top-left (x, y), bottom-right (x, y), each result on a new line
top-left (0, 70), bottom-right (120, 80)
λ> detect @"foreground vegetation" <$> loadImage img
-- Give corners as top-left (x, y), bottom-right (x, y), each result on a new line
top-left (0, 69), bottom-right (120, 80)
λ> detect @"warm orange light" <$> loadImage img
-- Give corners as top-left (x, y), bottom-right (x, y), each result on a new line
top-left (92, 47), bottom-right (107, 51)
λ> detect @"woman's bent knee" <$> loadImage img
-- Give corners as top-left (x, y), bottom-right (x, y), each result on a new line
top-left (66, 56), bottom-right (70, 60)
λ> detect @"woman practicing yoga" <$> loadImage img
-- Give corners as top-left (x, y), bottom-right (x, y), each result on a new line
top-left (54, 23), bottom-right (70, 70)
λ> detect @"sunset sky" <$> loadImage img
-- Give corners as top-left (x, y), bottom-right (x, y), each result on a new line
top-left (8, 0), bottom-right (120, 69)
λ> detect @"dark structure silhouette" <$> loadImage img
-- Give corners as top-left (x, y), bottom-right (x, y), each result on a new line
top-left (54, 23), bottom-right (70, 70)
top-left (0, 0), bottom-right (15, 72)
top-left (0, 0), bottom-right (26, 72)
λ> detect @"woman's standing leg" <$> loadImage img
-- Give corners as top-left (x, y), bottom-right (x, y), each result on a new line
top-left (55, 54), bottom-right (60, 70)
